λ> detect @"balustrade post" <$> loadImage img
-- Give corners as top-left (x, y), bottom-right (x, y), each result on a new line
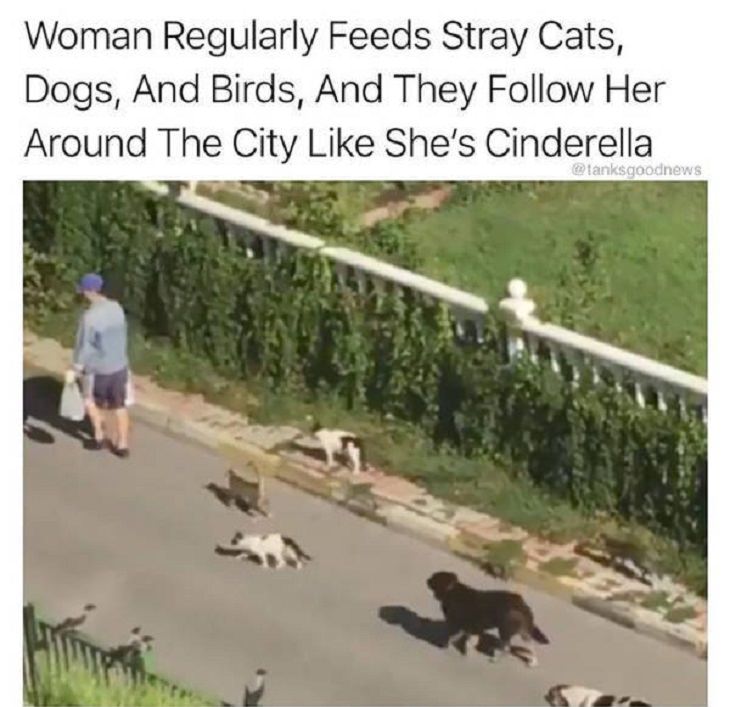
top-left (498, 278), bottom-right (537, 362)
top-left (354, 269), bottom-right (368, 294)
top-left (548, 347), bottom-right (560, 373)
top-left (333, 262), bottom-right (347, 287)
top-left (678, 397), bottom-right (687, 418)
top-left (571, 362), bottom-right (581, 388)
top-left (475, 319), bottom-right (485, 344)
top-left (635, 382), bottom-right (646, 408)
top-left (452, 307), bottom-right (477, 341)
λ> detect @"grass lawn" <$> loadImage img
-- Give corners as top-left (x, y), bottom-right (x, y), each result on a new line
top-left (396, 181), bottom-right (707, 374)
top-left (195, 180), bottom-right (706, 374)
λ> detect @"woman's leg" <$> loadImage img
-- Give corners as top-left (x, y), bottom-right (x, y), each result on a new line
top-left (82, 374), bottom-right (105, 446)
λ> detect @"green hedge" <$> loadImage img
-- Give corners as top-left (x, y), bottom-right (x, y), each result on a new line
top-left (22, 182), bottom-right (707, 552)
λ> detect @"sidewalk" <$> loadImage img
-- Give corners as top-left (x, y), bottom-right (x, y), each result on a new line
top-left (23, 329), bottom-right (707, 661)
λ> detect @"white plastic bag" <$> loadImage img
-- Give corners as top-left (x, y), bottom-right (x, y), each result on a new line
top-left (59, 375), bottom-right (86, 421)
top-left (125, 372), bottom-right (135, 407)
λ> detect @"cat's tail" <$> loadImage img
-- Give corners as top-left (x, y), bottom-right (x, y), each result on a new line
top-left (282, 536), bottom-right (312, 561)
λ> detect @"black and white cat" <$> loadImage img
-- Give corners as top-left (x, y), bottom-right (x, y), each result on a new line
top-left (545, 684), bottom-right (651, 706)
top-left (227, 531), bottom-right (313, 569)
top-left (305, 415), bottom-right (367, 475)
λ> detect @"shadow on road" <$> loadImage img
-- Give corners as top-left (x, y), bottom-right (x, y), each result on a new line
top-left (378, 605), bottom-right (450, 648)
top-left (23, 375), bottom-right (92, 445)
top-left (23, 423), bottom-right (55, 444)
top-left (378, 605), bottom-right (502, 658)
top-left (205, 482), bottom-right (236, 507)
top-left (204, 482), bottom-right (263, 515)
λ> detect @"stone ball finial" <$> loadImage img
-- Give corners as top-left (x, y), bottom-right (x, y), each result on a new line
top-left (507, 278), bottom-right (528, 299)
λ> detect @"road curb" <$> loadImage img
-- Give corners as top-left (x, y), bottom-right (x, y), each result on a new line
top-left (569, 596), bottom-right (704, 660)
top-left (23, 353), bottom-right (707, 662)
top-left (572, 594), bottom-right (637, 630)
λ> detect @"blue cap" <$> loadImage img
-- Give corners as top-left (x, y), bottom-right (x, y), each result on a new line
top-left (77, 273), bottom-right (104, 293)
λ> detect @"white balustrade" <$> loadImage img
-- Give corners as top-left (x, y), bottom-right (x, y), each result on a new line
top-left (320, 246), bottom-right (489, 324)
top-left (138, 181), bottom-right (707, 419)
top-left (497, 279), bottom-right (707, 417)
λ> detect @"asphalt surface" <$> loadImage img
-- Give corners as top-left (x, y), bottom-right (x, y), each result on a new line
top-left (23, 371), bottom-right (707, 706)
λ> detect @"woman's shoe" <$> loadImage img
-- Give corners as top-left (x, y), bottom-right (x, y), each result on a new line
top-left (111, 446), bottom-right (130, 459)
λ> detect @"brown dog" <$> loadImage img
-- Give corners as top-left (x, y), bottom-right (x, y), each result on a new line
top-left (427, 571), bottom-right (549, 666)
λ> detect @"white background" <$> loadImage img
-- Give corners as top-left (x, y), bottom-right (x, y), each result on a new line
top-left (6, 3), bottom-right (724, 179)
top-left (2, 1), bottom-right (725, 705)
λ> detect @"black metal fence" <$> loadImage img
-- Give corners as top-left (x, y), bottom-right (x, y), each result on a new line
top-left (23, 603), bottom-right (227, 706)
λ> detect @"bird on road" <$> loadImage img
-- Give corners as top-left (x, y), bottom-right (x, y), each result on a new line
top-left (50, 603), bottom-right (96, 636)
top-left (243, 668), bottom-right (267, 706)
top-left (106, 627), bottom-right (154, 667)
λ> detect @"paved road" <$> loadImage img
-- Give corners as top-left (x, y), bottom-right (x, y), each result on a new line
top-left (23, 371), bottom-right (707, 706)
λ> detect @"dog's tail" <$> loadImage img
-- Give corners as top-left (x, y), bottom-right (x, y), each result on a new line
top-left (531, 624), bottom-right (549, 645)
top-left (282, 536), bottom-right (312, 561)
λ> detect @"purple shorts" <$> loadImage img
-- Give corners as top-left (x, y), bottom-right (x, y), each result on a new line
top-left (83, 368), bottom-right (129, 410)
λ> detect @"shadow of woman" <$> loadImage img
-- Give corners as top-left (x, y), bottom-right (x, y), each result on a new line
top-left (23, 422), bottom-right (54, 444)
top-left (23, 375), bottom-right (92, 444)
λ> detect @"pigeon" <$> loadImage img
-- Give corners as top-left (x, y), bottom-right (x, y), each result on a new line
top-left (243, 668), bottom-right (267, 706)
top-left (50, 603), bottom-right (96, 636)
top-left (106, 627), bottom-right (154, 667)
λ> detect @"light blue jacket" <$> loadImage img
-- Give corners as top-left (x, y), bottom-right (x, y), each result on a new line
top-left (73, 298), bottom-right (129, 375)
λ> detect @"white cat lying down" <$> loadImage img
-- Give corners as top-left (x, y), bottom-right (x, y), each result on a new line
top-left (223, 532), bottom-right (313, 569)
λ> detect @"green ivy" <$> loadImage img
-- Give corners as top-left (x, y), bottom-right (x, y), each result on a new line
top-left (23, 182), bottom-right (707, 553)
